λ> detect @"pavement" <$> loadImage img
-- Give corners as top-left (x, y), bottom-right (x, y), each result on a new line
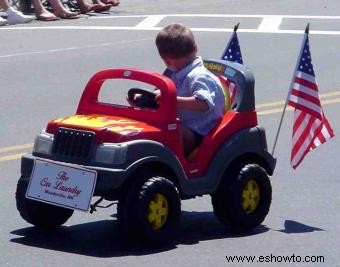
top-left (0, 1), bottom-right (339, 267)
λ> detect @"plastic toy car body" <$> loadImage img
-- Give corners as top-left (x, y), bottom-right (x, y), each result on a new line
top-left (16, 59), bottom-right (276, 244)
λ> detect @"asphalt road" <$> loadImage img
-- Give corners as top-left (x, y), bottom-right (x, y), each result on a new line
top-left (1, 1), bottom-right (339, 267)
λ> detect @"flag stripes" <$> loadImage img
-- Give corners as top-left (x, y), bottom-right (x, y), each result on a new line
top-left (312, 117), bottom-right (334, 148)
top-left (288, 32), bottom-right (334, 169)
top-left (225, 79), bottom-right (237, 104)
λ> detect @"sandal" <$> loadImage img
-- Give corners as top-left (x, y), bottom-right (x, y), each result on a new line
top-left (36, 14), bottom-right (60, 21)
top-left (92, 4), bottom-right (112, 13)
top-left (58, 12), bottom-right (81, 19)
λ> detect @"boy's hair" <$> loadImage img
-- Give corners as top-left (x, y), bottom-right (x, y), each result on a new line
top-left (156, 23), bottom-right (197, 58)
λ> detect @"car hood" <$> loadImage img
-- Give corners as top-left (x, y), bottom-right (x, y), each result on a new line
top-left (46, 114), bottom-right (161, 143)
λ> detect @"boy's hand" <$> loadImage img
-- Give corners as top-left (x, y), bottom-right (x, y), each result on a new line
top-left (154, 89), bottom-right (161, 105)
top-left (126, 93), bottom-right (142, 106)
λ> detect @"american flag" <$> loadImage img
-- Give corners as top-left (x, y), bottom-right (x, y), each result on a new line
top-left (221, 23), bottom-right (243, 104)
top-left (288, 30), bottom-right (334, 169)
top-left (221, 24), bottom-right (243, 64)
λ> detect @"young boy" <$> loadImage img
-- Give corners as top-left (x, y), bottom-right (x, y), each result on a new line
top-left (129, 24), bottom-right (226, 155)
top-left (155, 23), bottom-right (226, 156)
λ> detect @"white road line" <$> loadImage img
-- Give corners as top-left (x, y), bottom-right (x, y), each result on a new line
top-left (258, 16), bottom-right (282, 32)
top-left (135, 15), bottom-right (165, 28)
top-left (165, 14), bottom-right (340, 19)
top-left (0, 26), bottom-right (340, 35)
top-left (90, 15), bottom-right (148, 19)
top-left (89, 14), bottom-right (340, 20)
top-left (0, 38), bottom-right (152, 59)
top-left (1, 25), bottom-right (340, 35)
top-left (1, 14), bottom-right (340, 35)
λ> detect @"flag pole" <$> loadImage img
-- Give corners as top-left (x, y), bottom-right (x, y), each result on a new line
top-left (271, 23), bottom-right (310, 156)
top-left (233, 22), bottom-right (240, 32)
top-left (221, 22), bottom-right (240, 59)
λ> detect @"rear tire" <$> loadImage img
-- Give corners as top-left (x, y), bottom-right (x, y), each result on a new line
top-left (117, 176), bottom-right (180, 245)
top-left (211, 164), bottom-right (272, 231)
top-left (16, 177), bottom-right (74, 229)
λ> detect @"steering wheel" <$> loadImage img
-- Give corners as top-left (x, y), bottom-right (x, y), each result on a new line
top-left (127, 88), bottom-right (159, 109)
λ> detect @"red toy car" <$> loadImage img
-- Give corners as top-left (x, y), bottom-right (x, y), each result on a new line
top-left (16, 59), bottom-right (276, 244)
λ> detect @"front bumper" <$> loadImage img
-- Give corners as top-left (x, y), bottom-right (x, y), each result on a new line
top-left (20, 154), bottom-right (129, 197)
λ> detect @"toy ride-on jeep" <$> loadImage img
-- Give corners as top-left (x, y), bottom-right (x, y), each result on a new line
top-left (16, 59), bottom-right (276, 244)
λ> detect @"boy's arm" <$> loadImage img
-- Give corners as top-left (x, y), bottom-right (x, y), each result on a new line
top-left (155, 93), bottom-right (208, 111)
top-left (177, 96), bottom-right (209, 111)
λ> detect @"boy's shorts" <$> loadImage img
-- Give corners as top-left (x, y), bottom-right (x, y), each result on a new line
top-left (193, 131), bottom-right (204, 146)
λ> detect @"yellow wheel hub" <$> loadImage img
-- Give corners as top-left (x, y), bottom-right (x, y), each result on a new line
top-left (148, 193), bottom-right (169, 230)
top-left (242, 179), bottom-right (260, 214)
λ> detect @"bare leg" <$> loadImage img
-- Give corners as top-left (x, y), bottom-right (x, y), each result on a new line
top-left (47, 0), bottom-right (79, 18)
top-left (0, 0), bottom-right (10, 11)
top-left (91, 0), bottom-right (111, 12)
top-left (75, 0), bottom-right (99, 14)
top-left (32, 0), bottom-right (58, 20)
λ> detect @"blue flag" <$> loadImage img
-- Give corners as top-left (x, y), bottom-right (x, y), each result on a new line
top-left (221, 24), bottom-right (243, 64)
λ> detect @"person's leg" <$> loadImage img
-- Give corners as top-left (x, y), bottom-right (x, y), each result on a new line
top-left (0, 0), bottom-right (10, 10)
top-left (47, 0), bottom-right (79, 18)
top-left (0, 0), bottom-right (9, 25)
top-left (181, 125), bottom-right (201, 156)
top-left (91, 0), bottom-right (111, 12)
top-left (0, 0), bottom-right (34, 25)
top-left (75, 0), bottom-right (99, 14)
top-left (32, 0), bottom-right (58, 20)
top-left (101, 0), bottom-right (119, 6)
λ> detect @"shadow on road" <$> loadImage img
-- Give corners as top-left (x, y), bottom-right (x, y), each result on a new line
top-left (10, 211), bottom-right (269, 257)
top-left (276, 220), bottom-right (325, 234)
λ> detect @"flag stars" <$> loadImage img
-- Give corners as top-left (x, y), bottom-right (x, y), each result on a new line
top-left (221, 31), bottom-right (243, 64)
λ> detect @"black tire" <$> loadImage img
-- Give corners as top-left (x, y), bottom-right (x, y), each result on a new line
top-left (117, 176), bottom-right (180, 245)
top-left (211, 164), bottom-right (272, 231)
top-left (16, 177), bottom-right (74, 229)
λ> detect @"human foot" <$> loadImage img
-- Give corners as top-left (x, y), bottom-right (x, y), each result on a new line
top-left (6, 7), bottom-right (34, 25)
top-left (79, 3), bottom-right (100, 14)
top-left (101, 0), bottom-right (119, 6)
top-left (36, 10), bottom-right (59, 21)
top-left (92, 4), bottom-right (111, 13)
top-left (0, 16), bottom-right (7, 26)
top-left (91, 0), bottom-right (112, 12)
top-left (55, 10), bottom-right (80, 19)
